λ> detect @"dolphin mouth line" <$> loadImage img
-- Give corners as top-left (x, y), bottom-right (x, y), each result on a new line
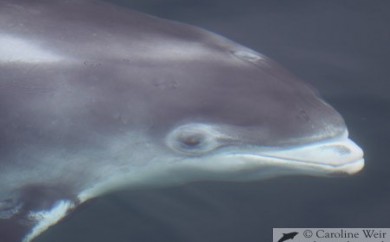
top-left (233, 136), bottom-right (364, 175)
top-left (254, 154), bottom-right (364, 174)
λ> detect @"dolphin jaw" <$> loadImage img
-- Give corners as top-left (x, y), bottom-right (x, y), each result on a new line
top-left (235, 135), bottom-right (364, 176)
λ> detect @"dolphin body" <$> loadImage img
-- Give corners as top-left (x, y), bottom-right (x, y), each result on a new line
top-left (0, 0), bottom-right (364, 241)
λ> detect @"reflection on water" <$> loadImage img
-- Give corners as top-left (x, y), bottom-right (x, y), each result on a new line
top-left (38, 1), bottom-right (390, 241)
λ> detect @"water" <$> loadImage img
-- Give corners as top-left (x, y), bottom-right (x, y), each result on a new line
top-left (37, 1), bottom-right (390, 241)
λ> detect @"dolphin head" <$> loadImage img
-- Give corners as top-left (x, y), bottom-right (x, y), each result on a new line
top-left (75, 38), bottom-right (364, 198)
top-left (0, 0), bottom-right (364, 241)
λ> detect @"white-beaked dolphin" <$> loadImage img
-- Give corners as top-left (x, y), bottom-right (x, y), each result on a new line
top-left (0, 0), bottom-right (364, 241)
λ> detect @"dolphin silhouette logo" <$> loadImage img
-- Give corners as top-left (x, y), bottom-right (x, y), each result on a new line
top-left (278, 232), bottom-right (299, 242)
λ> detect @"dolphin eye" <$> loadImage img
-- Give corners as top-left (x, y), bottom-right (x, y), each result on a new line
top-left (167, 124), bottom-right (223, 154)
top-left (177, 132), bottom-right (206, 150)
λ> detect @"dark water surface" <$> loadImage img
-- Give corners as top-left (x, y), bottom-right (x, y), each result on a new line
top-left (38, 1), bottom-right (390, 242)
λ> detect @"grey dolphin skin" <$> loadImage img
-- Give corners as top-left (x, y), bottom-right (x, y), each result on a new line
top-left (0, 0), bottom-right (364, 241)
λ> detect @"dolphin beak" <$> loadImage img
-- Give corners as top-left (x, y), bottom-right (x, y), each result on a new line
top-left (258, 136), bottom-right (364, 175)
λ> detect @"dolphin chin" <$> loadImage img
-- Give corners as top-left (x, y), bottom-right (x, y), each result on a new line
top-left (245, 137), bottom-right (364, 176)
top-left (256, 134), bottom-right (364, 175)
top-left (201, 140), bottom-right (364, 181)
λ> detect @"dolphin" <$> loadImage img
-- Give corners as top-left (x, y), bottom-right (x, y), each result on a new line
top-left (0, 0), bottom-right (364, 241)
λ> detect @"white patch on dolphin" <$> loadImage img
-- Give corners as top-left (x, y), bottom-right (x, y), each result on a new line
top-left (0, 35), bottom-right (65, 63)
top-left (23, 200), bottom-right (75, 242)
